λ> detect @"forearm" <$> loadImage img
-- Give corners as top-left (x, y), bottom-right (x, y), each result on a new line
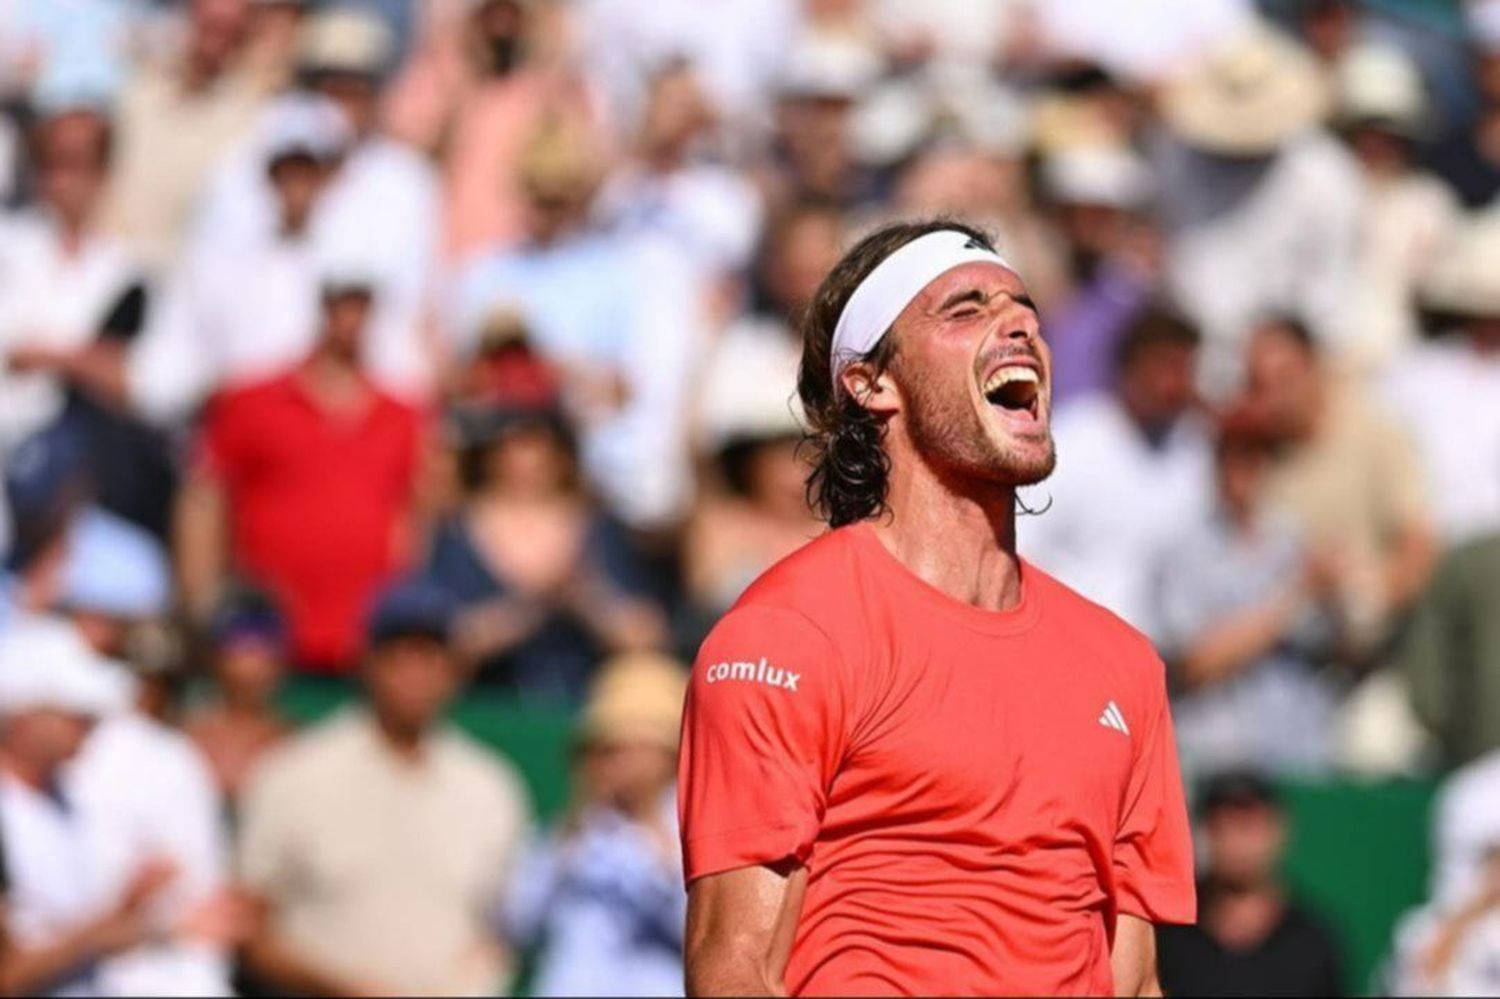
top-left (685, 943), bottom-right (788, 997)
top-left (59, 341), bottom-right (130, 410)
top-left (0, 912), bottom-right (139, 996)
top-left (1383, 525), bottom-right (1438, 615)
top-left (174, 477), bottom-right (228, 620)
top-left (1111, 914), bottom-right (1160, 998)
top-left (241, 931), bottom-right (368, 998)
top-left (1179, 589), bottom-right (1301, 688)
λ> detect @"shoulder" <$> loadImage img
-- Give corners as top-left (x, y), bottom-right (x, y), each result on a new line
top-left (726, 528), bottom-right (864, 636)
top-left (1030, 562), bottom-right (1165, 673)
top-left (693, 529), bottom-right (866, 688)
top-left (435, 727), bottom-right (529, 805)
top-left (249, 712), bottom-right (362, 792)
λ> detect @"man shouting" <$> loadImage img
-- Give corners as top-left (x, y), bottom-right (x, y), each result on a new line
top-left (679, 220), bottom-right (1195, 996)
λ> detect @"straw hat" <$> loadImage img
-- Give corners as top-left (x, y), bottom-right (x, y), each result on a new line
top-left (1159, 25), bottom-right (1330, 156)
top-left (298, 6), bottom-right (395, 77)
top-left (1334, 43), bottom-right (1427, 136)
top-left (1420, 209), bottom-right (1500, 320)
top-left (579, 653), bottom-right (689, 751)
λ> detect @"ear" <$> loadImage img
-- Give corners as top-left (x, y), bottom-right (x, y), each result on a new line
top-left (840, 361), bottom-right (901, 418)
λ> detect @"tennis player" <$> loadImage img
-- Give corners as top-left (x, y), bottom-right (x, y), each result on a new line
top-left (678, 219), bottom-right (1196, 996)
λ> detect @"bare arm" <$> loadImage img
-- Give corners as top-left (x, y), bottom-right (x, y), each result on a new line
top-left (1111, 913), bottom-right (1161, 998)
top-left (239, 898), bottom-right (374, 998)
top-left (685, 863), bottom-right (807, 997)
top-left (1176, 586), bottom-right (1304, 689)
top-left (0, 861), bottom-right (175, 997)
top-left (0, 901), bottom-right (150, 996)
top-left (174, 470), bottom-right (229, 622)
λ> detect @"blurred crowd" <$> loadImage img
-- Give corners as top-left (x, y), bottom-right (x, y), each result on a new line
top-left (1, 0), bottom-right (1499, 994)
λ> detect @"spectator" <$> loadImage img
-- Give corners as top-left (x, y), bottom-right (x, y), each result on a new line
top-left (1241, 316), bottom-right (1436, 654)
top-left (0, 103), bottom-right (141, 454)
top-left (105, 0), bottom-right (267, 274)
top-left (1155, 22), bottom-right (1361, 392)
top-left (762, 34), bottom-right (881, 213)
top-left (1424, 1), bottom-right (1500, 207)
top-left (1387, 750), bottom-right (1500, 995)
top-left (430, 401), bottom-right (666, 704)
top-left (449, 117), bottom-right (706, 529)
top-left (600, 62), bottom-right (763, 283)
top-left (178, 273), bottom-right (426, 674)
top-left (506, 652), bottom-right (688, 997)
top-left (0, 618), bottom-right (178, 999)
top-left (1384, 209), bottom-right (1500, 546)
top-left (184, 585), bottom-right (293, 807)
top-left (1035, 145), bottom-right (1162, 405)
top-left (1333, 43), bottom-right (1460, 374)
top-left (1157, 771), bottom-right (1346, 997)
top-left (42, 504), bottom-right (241, 996)
top-left (127, 93), bottom-right (353, 425)
top-left (688, 363), bottom-right (819, 622)
top-left (1158, 413), bottom-right (1341, 779)
top-left (1021, 307), bottom-right (1212, 639)
top-left (196, 5), bottom-right (442, 401)
top-left (385, 0), bottom-right (598, 260)
top-left (696, 202), bottom-right (841, 448)
top-left (1398, 532), bottom-right (1500, 768)
top-left (237, 580), bottom-right (532, 996)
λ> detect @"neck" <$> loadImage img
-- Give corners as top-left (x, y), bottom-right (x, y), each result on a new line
top-left (874, 451), bottom-right (1023, 612)
top-left (373, 714), bottom-right (425, 760)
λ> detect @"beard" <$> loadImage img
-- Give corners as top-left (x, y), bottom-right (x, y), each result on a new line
top-left (898, 355), bottom-right (1057, 489)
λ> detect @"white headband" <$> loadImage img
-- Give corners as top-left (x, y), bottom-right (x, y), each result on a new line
top-left (830, 229), bottom-right (1013, 389)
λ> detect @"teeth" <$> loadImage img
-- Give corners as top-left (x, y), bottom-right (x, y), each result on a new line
top-left (982, 366), bottom-right (1039, 395)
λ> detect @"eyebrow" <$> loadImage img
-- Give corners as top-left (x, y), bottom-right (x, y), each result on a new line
top-left (936, 288), bottom-right (1040, 315)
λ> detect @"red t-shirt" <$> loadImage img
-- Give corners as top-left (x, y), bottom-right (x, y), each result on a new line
top-left (199, 373), bottom-right (423, 672)
top-left (679, 522), bottom-right (1196, 996)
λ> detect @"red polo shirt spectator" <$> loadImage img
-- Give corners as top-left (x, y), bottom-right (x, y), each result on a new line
top-left (196, 368), bottom-right (423, 673)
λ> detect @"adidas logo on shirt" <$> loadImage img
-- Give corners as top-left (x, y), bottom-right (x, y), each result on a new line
top-left (1098, 700), bottom-right (1130, 736)
top-left (705, 657), bottom-right (801, 692)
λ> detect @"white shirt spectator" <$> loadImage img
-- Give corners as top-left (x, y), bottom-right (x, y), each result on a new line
top-left (0, 770), bottom-right (107, 997)
top-left (1383, 338), bottom-right (1500, 545)
top-left (599, 161), bottom-right (764, 280)
top-left (1020, 395), bottom-right (1213, 639)
top-left (1158, 132), bottom-right (1363, 394)
top-left (126, 232), bottom-right (321, 423)
top-left (68, 709), bottom-right (232, 997)
top-left (192, 109), bottom-right (442, 402)
top-left (0, 210), bottom-right (138, 451)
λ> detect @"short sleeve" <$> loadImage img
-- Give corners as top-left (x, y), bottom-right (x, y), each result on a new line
top-left (678, 604), bottom-right (849, 885)
top-left (1113, 654), bottom-right (1196, 925)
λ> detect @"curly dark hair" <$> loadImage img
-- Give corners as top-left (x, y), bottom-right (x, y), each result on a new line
top-left (797, 218), bottom-right (998, 527)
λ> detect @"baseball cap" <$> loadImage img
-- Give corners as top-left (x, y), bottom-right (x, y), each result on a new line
top-left (209, 584), bottom-right (286, 649)
top-left (0, 617), bottom-right (134, 718)
top-left (1197, 770), bottom-right (1281, 818)
top-left (366, 580), bottom-right (457, 646)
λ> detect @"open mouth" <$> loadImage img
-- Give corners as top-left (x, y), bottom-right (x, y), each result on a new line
top-left (981, 364), bottom-right (1042, 421)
